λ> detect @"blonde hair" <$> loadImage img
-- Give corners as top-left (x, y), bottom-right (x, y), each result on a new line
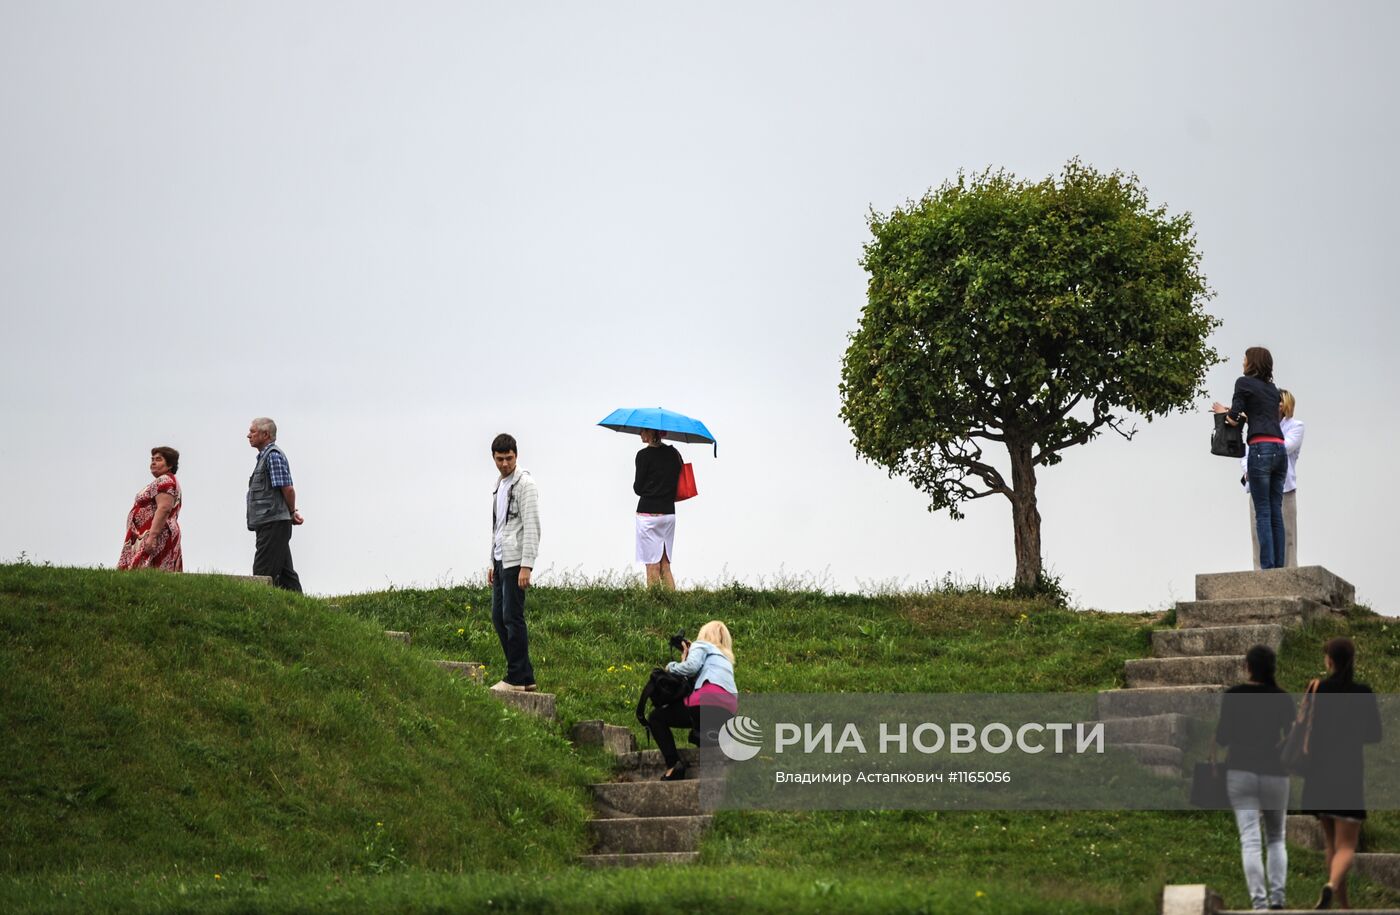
top-left (695, 620), bottom-right (734, 663)
top-left (1279, 389), bottom-right (1295, 419)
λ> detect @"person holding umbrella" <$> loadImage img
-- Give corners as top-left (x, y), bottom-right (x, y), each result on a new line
top-left (634, 429), bottom-right (683, 588)
top-left (598, 407), bottom-right (717, 591)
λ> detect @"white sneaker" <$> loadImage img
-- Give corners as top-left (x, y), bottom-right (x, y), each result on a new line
top-left (490, 680), bottom-right (537, 692)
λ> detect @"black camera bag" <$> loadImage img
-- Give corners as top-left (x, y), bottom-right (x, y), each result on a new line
top-left (635, 667), bottom-right (696, 739)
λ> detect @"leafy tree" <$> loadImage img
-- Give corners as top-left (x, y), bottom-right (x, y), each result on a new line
top-left (840, 161), bottom-right (1220, 591)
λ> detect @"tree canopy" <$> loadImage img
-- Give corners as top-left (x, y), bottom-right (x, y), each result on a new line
top-left (839, 161), bottom-right (1220, 590)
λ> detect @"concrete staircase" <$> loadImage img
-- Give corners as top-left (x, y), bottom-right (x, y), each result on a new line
top-left (1100, 567), bottom-right (1353, 781)
top-left (577, 741), bottom-right (724, 868)
top-left (378, 630), bottom-right (708, 866)
top-left (1150, 568), bottom-right (1400, 911)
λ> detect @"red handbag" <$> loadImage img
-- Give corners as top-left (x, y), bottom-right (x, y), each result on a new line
top-left (675, 462), bottom-right (698, 501)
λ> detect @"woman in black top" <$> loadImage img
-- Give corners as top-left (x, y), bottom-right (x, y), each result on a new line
top-left (633, 430), bottom-right (683, 589)
top-left (1212, 346), bottom-right (1288, 569)
top-left (1301, 638), bottom-right (1383, 910)
top-left (1214, 645), bottom-right (1295, 911)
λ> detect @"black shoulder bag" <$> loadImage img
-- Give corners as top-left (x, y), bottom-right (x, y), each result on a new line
top-left (1211, 412), bottom-right (1246, 458)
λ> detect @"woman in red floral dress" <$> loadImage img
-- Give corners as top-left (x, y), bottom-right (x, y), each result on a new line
top-left (117, 446), bottom-right (183, 571)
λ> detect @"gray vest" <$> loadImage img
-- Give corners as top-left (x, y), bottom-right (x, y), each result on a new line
top-left (247, 444), bottom-right (292, 530)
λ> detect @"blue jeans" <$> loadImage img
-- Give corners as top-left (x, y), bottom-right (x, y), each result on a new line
top-left (1246, 442), bottom-right (1288, 569)
top-left (1227, 769), bottom-right (1289, 909)
top-left (491, 561), bottom-right (535, 686)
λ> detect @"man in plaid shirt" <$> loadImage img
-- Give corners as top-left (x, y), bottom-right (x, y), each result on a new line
top-left (246, 417), bottom-right (304, 592)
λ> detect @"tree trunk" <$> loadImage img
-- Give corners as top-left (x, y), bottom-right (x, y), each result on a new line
top-left (1005, 438), bottom-right (1043, 590)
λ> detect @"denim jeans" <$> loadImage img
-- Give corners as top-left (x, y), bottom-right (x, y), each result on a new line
top-left (1227, 769), bottom-right (1289, 909)
top-left (1246, 442), bottom-right (1288, 569)
top-left (491, 561), bottom-right (535, 686)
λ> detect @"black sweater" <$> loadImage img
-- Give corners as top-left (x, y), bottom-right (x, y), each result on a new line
top-left (1301, 677), bottom-right (1383, 814)
top-left (1214, 682), bottom-right (1295, 775)
top-left (1228, 375), bottom-right (1283, 442)
top-left (634, 444), bottom-right (682, 514)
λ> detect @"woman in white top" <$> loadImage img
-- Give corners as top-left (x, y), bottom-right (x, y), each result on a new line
top-left (1242, 389), bottom-right (1303, 569)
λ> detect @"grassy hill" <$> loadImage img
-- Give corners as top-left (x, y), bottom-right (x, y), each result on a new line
top-left (0, 564), bottom-right (602, 879)
top-left (2, 564), bottom-right (1397, 913)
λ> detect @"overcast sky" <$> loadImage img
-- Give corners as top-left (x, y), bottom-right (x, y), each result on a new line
top-left (2, 2), bottom-right (1396, 614)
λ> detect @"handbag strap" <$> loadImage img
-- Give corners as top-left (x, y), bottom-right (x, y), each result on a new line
top-left (1299, 678), bottom-right (1320, 755)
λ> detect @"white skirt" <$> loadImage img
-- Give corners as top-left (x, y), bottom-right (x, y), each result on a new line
top-left (635, 513), bottom-right (676, 563)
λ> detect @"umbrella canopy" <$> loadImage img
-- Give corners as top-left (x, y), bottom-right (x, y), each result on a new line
top-left (598, 407), bottom-right (717, 455)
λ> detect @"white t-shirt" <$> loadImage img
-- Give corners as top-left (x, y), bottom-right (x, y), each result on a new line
top-left (493, 475), bottom-right (514, 561)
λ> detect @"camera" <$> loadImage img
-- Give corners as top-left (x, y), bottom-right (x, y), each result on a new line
top-left (668, 628), bottom-right (687, 653)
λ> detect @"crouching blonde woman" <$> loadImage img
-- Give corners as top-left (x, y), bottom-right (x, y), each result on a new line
top-left (648, 620), bottom-right (738, 781)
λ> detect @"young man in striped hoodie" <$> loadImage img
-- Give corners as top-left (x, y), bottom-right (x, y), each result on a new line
top-left (487, 433), bottom-right (540, 692)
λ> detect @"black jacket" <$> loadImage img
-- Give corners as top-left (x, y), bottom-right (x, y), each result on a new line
top-left (1229, 375), bottom-right (1283, 442)
top-left (634, 444), bottom-right (682, 514)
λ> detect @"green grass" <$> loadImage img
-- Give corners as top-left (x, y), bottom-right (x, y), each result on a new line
top-left (2, 564), bottom-right (1398, 913)
top-left (0, 564), bottom-right (602, 879)
top-left (332, 579), bottom-right (1153, 734)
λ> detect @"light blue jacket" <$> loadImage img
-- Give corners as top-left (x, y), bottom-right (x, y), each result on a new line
top-left (666, 640), bottom-right (737, 694)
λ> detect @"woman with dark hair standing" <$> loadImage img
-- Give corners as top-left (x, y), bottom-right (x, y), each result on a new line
top-left (1214, 645), bottom-right (1295, 910)
top-left (634, 429), bottom-right (683, 589)
top-left (117, 446), bottom-right (183, 571)
top-left (1213, 346), bottom-right (1288, 569)
top-left (1301, 637), bottom-right (1383, 909)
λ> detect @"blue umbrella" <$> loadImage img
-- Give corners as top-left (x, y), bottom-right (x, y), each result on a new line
top-left (598, 407), bottom-right (718, 456)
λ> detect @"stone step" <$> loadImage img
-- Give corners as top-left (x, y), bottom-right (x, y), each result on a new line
top-left (1152, 624), bottom-right (1284, 658)
top-left (1286, 814), bottom-right (1324, 850)
top-left (1195, 566), bottom-right (1355, 608)
top-left (1175, 597), bottom-right (1326, 629)
top-left (571, 719), bottom-right (638, 756)
top-left (1099, 713), bottom-right (1197, 751)
top-left (614, 747), bottom-right (704, 780)
top-left (1096, 685), bottom-right (1223, 721)
top-left (589, 815), bottom-right (711, 855)
top-left (1117, 743), bottom-right (1183, 769)
top-left (1168, 883), bottom-right (1400, 915)
top-left (578, 852), bottom-right (699, 868)
top-left (384, 630), bottom-right (411, 646)
top-left (1286, 817), bottom-right (1395, 881)
top-left (590, 779), bottom-right (724, 818)
top-left (433, 660), bottom-right (485, 683)
top-left (1357, 853), bottom-right (1400, 891)
top-left (1124, 655), bottom-right (1246, 689)
top-left (225, 574), bottom-right (273, 586)
top-left (491, 688), bottom-right (557, 721)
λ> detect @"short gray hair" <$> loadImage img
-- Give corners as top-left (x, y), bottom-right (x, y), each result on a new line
top-left (251, 417), bottom-right (278, 441)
